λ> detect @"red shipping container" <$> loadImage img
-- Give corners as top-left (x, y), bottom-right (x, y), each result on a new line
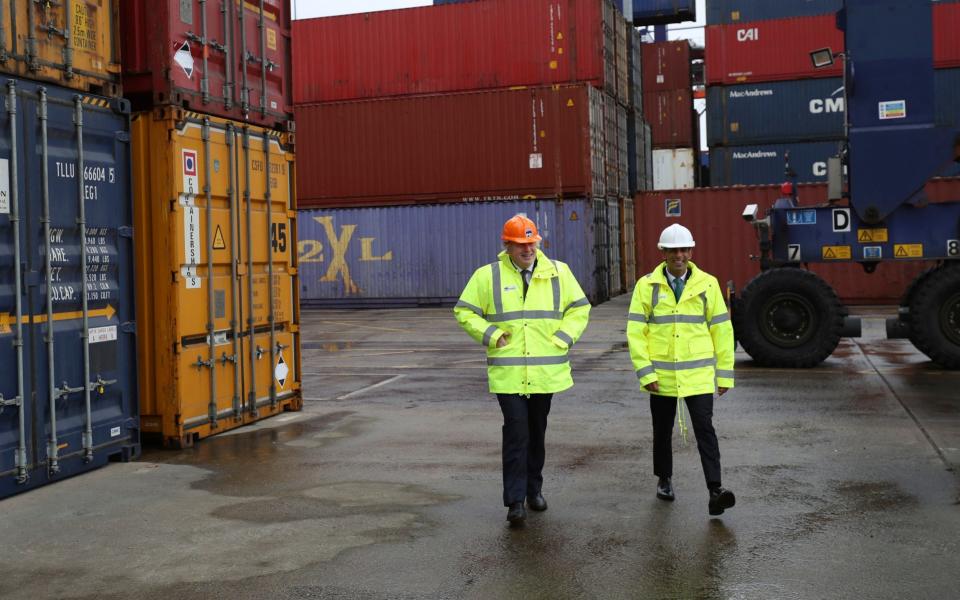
top-left (705, 15), bottom-right (844, 85)
top-left (292, 0), bottom-right (616, 104)
top-left (295, 85), bottom-right (608, 207)
top-left (120, 0), bottom-right (293, 129)
top-left (634, 179), bottom-right (960, 304)
top-left (642, 40), bottom-right (692, 92)
top-left (643, 89), bottom-right (696, 148)
top-left (708, 5), bottom-right (960, 86)
top-left (934, 2), bottom-right (960, 68)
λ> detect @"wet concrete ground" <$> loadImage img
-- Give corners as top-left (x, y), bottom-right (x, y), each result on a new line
top-left (2, 294), bottom-right (959, 599)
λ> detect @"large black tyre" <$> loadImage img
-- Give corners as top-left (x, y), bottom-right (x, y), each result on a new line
top-left (733, 268), bottom-right (845, 367)
top-left (901, 266), bottom-right (939, 356)
top-left (907, 264), bottom-right (960, 369)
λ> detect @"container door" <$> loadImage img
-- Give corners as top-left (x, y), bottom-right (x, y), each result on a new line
top-left (592, 197), bottom-right (609, 302)
top-left (234, 126), bottom-right (299, 420)
top-left (607, 197), bottom-right (622, 295)
top-left (1, 81), bottom-right (137, 497)
top-left (235, 0), bottom-right (292, 126)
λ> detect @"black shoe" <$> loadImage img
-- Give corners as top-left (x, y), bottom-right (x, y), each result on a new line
top-left (507, 502), bottom-right (526, 525)
top-left (527, 493), bottom-right (548, 511)
top-left (656, 477), bottom-right (674, 501)
top-left (708, 487), bottom-right (736, 516)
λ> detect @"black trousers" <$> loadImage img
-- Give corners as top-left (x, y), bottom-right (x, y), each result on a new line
top-left (496, 393), bottom-right (552, 506)
top-left (650, 393), bottom-right (722, 488)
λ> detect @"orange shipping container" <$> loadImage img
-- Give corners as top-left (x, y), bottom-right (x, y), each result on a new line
top-left (132, 107), bottom-right (301, 447)
top-left (0, 0), bottom-right (121, 96)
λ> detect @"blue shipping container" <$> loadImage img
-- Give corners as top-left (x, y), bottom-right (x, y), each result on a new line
top-left (935, 68), bottom-right (960, 129)
top-left (706, 78), bottom-right (845, 146)
top-left (633, 0), bottom-right (696, 25)
top-left (0, 77), bottom-right (139, 499)
top-left (709, 141), bottom-right (842, 185)
top-left (298, 200), bottom-right (609, 307)
top-left (706, 0), bottom-right (842, 25)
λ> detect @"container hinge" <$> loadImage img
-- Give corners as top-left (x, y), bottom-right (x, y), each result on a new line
top-left (220, 352), bottom-right (237, 365)
top-left (194, 356), bottom-right (214, 370)
top-left (185, 31), bottom-right (204, 44)
top-left (0, 394), bottom-right (22, 413)
top-left (43, 22), bottom-right (67, 39)
top-left (255, 345), bottom-right (264, 360)
top-left (275, 342), bottom-right (288, 353)
top-left (121, 320), bottom-right (136, 334)
top-left (119, 225), bottom-right (134, 239)
top-left (209, 39), bottom-right (227, 53)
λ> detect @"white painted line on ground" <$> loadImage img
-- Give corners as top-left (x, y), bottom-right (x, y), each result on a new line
top-left (337, 374), bottom-right (406, 400)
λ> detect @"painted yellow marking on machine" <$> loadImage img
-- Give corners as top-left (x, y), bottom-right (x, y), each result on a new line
top-left (894, 244), bottom-right (923, 258)
top-left (822, 246), bottom-right (851, 260)
top-left (857, 228), bottom-right (888, 243)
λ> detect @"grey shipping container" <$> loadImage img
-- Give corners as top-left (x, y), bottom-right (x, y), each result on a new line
top-left (604, 93), bottom-right (619, 194)
top-left (298, 199), bottom-right (613, 306)
top-left (607, 197), bottom-right (623, 295)
top-left (0, 77), bottom-right (139, 499)
top-left (707, 78), bottom-right (845, 146)
top-left (628, 28), bottom-right (644, 114)
top-left (709, 141), bottom-right (842, 186)
top-left (628, 110), bottom-right (651, 194)
top-left (617, 104), bottom-right (630, 196)
top-left (643, 121), bottom-right (654, 190)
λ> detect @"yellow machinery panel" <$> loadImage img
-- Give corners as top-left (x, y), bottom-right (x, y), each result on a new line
top-left (0, 0), bottom-right (121, 96)
top-left (132, 107), bottom-right (301, 447)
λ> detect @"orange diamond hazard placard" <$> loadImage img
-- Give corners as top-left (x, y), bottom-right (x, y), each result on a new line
top-left (212, 225), bottom-right (226, 250)
top-left (275, 354), bottom-right (288, 389)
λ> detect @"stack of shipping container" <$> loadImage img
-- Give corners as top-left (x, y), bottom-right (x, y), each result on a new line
top-left (120, 0), bottom-right (302, 448)
top-left (2, 0), bottom-right (305, 500)
top-left (642, 40), bottom-right (699, 190)
top-left (293, 0), bottom-right (648, 305)
top-left (705, 0), bottom-right (960, 186)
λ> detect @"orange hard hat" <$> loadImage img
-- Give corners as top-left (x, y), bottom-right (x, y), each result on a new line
top-left (502, 215), bottom-right (542, 243)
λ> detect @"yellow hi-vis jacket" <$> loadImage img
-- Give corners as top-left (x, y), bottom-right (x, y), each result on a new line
top-left (627, 261), bottom-right (735, 397)
top-left (454, 249), bottom-right (591, 394)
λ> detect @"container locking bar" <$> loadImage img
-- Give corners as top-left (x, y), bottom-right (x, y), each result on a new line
top-left (74, 95), bottom-right (94, 462)
top-left (242, 127), bottom-right (257, 417)
top-left (226, 123), bottom-right (241, 418)
top-left (7, 80), bottom-right (28, 483)
top-left (263, 131), bottom-right (276, 408)
top-left (238, 0), bottom-right (249, 115)
top-left (221, 0), bottom-right (234, 109)
top-left (40, 87), bottom-right (60, 475)
top-left (202, 119), bottom-right (218, 429)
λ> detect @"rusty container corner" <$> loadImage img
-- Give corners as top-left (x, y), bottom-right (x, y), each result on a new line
top-left (120, 0), bottom-right (293, 131)
top-left (0, 0), bottom-right (122, 96)
top-left (132, 107), bottom-right (301, 448)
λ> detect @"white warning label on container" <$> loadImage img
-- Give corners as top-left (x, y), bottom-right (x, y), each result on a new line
top-left (181, 266), bottom-right (201, 289)
top-left (174, 40), bottom-right (194, 79)
top-left (275, 353), bottom-right (289, 389)
top-left (529, 153), bottom-right (543, 169)
top-left (183, 203), bottom-right (201, 265)
top-left (182, 149), bottom-right (199, 195)
top-left (878, 99), bottom-right (906, 120)
top-left (89, 325), bottom-right (117, 344)
top-left (0, 158), bottom-right (8, 214)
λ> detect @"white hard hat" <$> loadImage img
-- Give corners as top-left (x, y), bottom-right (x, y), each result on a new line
top-left (657, 223), bottom-right (696, 249)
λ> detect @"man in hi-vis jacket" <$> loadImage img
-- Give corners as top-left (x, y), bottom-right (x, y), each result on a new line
top-left (455, 215), bottom-right (591, 526)
top-left (627, 223), bottom-right (737, 516)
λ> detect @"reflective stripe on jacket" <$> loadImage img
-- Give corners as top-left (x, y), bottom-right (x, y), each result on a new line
top-left (626, 261), bottom-right (734, 397)
top-left (454, 249), bottom-right (591, 394)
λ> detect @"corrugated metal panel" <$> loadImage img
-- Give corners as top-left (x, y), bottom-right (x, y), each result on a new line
top-left (633, 0), bottom-right (697, 24)
top-left (643, 121), bottom-right (654, 190)
top-left (652, 148), bottom-right (696, 190)
top-left (617, 104), bottom-right (630, 196)
top-left (121, 0), bottom-right (292, 130)
top-left (616, 17), bottom-right (630, 106)
top-left (706, 0), bottom-right (842, 25)
top-left (612, 0), bottom-right (634, 20)
top-left (296, 85), bottom-right (604, 207)
top-left (643, 89), bottom-right (695, 148)
top-left (935, 68), bottom-right (960, 128)
top-left (593, 197), bottom-right (611, 300)
top-left (935, 2), bottom-right (960, 69)
top-left (628, 29), bottom-right (644, 112)
top-left (628, 110), bottom-right (641, 194)
top-left (705, 16), bottom-right (844, 85)
top-left (605, 93), bottom-right (619, 194)
top-left (297, 199), bottom-right (606, 305)
top-left (706, 78), bottom-right (845, 146)
top-left (607, 197), bottom-right (623, 295)
top-left (1, 77), bottom-right (139, 499)
top-left (642, 41), bottom-right (691, 93)
top-left (132, 108), bottom-right (301, 447)
top-left (620, 197), bottom-right (637, 289)
top-left (0, 1), bottom-right (121, 97)
top-left (293, 0), bottom-right (612, 104)
top-left (636, 180), bottom-right (960, 304)
top-left (710, 141), bottom-right (842, 186)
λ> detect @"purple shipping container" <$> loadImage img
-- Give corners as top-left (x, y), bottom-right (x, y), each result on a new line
top-left (297, 200), bottom-right (610, 306)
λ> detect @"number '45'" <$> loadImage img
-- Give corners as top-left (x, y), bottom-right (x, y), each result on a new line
top-left (271, 223), bottom-right (287, 253)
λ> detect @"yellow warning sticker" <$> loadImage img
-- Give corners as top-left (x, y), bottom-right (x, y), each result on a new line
top-left (569, 211), bottom-right (579, 221)
top-left (894, 244), bottom-right (923, 258)
top-left (267, 28), bottom-right (277, 51)
top-left (549, 60), bottom-right (558, 70)
top-left (213, 225), bottom-right (226, 250)
top-left (558, 47), bottom-right (564, 55)
top-left (557, 32), bottom-right (564, 40)
top-left (822, 246), bottom-right (851, 260)
top-left (566, 99), bottom-right (575, 107)
top-left (857, 228), bottom-right (888, 243)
